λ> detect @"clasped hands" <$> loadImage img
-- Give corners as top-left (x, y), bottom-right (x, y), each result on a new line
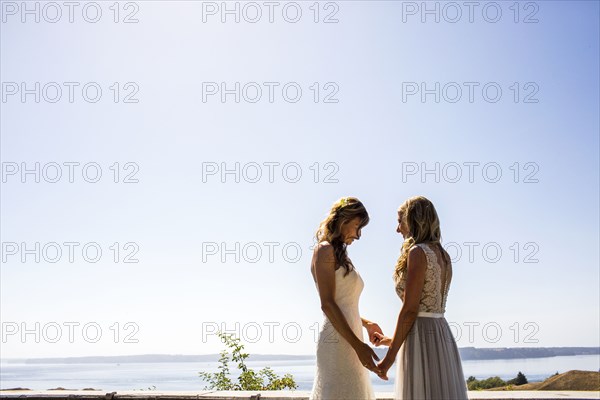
top-left (359, 322), bottom-right (394, 380)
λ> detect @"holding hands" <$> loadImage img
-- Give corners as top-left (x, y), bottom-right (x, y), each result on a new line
top-left (361, 319), bottom-right (393, 380)
top-left (376, 355), bottom-right (394, 381)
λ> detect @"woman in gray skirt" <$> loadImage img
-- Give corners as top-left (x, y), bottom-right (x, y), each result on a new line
top-left (373, 195), bottom-right (469, 399)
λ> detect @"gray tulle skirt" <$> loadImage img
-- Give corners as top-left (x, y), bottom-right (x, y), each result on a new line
top-left (395, 313), bottom-right (469, 400)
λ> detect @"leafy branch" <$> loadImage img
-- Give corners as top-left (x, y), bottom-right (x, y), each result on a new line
top-left (199, 331), bottom-right (297, 391)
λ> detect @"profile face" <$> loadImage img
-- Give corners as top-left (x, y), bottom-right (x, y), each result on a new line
top-left (396, 211), bottom-right (409, 239)
top-left (341, 217), bottom-right (362, 245)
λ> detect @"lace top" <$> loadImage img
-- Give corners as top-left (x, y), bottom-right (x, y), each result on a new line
top-left (394, 242), bottom-right (452, 313)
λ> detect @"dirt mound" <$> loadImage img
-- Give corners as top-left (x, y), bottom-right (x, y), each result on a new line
top-left (517, 370), bottom-right (600, 391)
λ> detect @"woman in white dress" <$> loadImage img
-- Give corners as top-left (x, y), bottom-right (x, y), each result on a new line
top-left (373, 196), bottom-right (469, 399)
top-left (309, 196), bottom-right (382, 400)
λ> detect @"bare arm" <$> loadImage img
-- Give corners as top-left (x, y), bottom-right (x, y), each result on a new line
top-left (314, 243), bottom-right (380, 371)
top-left (377, 245), bottom-right (427, 377)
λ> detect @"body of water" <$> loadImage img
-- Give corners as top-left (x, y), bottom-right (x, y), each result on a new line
top-left (1, 355), bottom-right (599, 392)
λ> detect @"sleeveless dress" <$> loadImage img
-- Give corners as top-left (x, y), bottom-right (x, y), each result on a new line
top-left (393, 242), bottom-right (469, 400)
top-left (310, 266), bottom-right (376, 399)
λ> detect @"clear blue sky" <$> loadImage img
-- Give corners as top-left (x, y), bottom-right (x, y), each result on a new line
top-left (1, 1), bottom-right (598, 358)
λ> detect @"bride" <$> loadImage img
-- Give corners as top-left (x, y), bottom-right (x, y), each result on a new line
top-left (309, 197), bottom-right (382, 400)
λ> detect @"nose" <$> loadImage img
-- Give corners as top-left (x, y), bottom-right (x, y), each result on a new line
top-left (396, 224), bottom-right (401, 233)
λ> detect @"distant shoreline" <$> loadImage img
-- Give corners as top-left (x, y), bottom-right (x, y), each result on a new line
top-left (2, 347), bottom-right (598, 364)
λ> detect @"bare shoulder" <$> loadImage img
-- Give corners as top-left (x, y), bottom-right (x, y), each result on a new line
top-left (408, 244), bottom-right (425, 256)
top-left (314, 242), bottom-right (336, 266)
top-left (407, 245), bottom-right (427, 268)
top-left (315, 241), bottom-right (334, 255)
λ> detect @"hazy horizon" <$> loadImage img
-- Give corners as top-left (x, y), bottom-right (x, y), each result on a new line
top-left (2, 346), bottom-right (599, 362)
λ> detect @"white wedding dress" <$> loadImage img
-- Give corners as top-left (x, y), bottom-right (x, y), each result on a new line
top-left (310, 265), bottom-right (376, 400)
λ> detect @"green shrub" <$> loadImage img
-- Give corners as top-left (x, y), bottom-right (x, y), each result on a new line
top-left (507, 371), bottom-right (528, 385)
top-left (199, 331), bottom-right (298, 391)
top-left (467, 372), bottom-right (529, 390)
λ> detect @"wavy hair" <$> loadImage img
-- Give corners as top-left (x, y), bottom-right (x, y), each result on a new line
top-left (394, 195), bottom-right (450, 279)
top-left (315, 197), bottom-right (369, 276)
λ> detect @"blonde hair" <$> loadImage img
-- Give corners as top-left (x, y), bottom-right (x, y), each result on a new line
top-left (394, 196), bottom-right (450, 279)
top-left (315, 197), bottom-right (369, 276)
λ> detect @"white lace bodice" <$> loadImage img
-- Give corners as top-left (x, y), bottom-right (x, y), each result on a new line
top-left (394, 242), bottom-right (452, 313)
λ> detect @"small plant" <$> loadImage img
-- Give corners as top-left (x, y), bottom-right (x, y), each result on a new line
top-left (199, 331), bottom-right (297, 391)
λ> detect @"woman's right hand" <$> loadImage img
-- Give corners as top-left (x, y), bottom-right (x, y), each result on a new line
top-left (372, 332), bottom-right (392, 347)
top-left (355, 341), bottom-right (381, 373)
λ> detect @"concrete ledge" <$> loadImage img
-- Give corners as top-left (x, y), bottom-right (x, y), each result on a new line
top-left (1, 390), bottom-right (599, 400)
